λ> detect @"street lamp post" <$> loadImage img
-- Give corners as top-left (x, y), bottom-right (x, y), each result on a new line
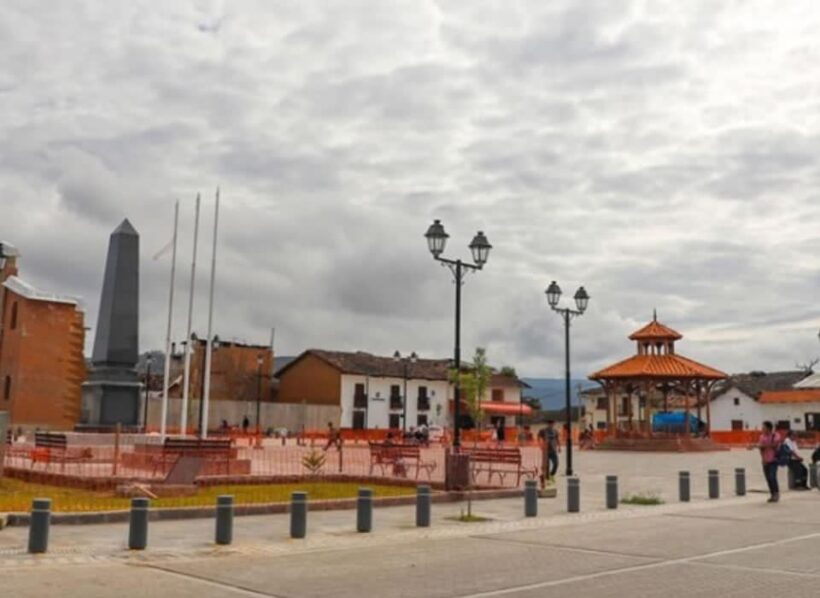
top-left (425, 219), bottom-right (492, 448)
top-left (143, 355), bottom-right (153, 431)
top-left (394, 350), bottom-right (418, 436)
top-left (197, 334), bottom-right (220, 438)
top-left (545, 281), bottom-right (590, 477)
top-left (256, 354), bottom-right (264, 434)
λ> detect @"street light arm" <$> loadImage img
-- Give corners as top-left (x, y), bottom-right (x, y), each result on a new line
top-left (434, 255), bottom-right (483, 271)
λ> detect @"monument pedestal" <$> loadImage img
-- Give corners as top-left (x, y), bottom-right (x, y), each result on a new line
top-left (81, 368), bottom-right (140, 427)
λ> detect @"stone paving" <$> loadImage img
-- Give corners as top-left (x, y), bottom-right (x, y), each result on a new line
top-left (0, 449), bottom-right (817, 597)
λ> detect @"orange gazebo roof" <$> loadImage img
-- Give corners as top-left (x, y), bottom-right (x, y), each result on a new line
top-left (628, 319), bottom-right (682, 341)
top-left (590, 353), bottom-right (726, 380)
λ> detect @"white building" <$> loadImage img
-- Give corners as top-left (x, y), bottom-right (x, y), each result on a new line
top-left (276, 349), bottom-right (530, 431)
top-left (710, 370), bottom-right (820, 431)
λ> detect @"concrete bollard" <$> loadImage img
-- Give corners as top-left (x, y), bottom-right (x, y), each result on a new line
top-left (357, 488), bottom-right (373, 533)
top-left (708, 470), bottom-right (720, 499)
top-left (606, 475), bottom-right (618, 509)
top-left (810, 463), bottom-right (818, 489)
top-left (215, 495), bottom-right (234, 545)
top-left (787, 467), bottom-right (796, 490)
top-left (679, 471), bottom-right (690, 502)
top-left (735, 468), bottom-right (746, 496)
top-left (524, 479), bottom-right (538, 517)
top-left (290, 492), bottom-right (307, 539)
top-left (416, 485), bottom-right (431, 527)
top-left (567, 477), bottom-right (580, 513)
top-left (128, 497), bottom-right (150, 550)
top-left (28, 498), bottom-right (51, 554)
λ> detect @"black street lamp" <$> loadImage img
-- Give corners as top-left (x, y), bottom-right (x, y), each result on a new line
top-left (394, 350), bottom-right (418, 436)
top-left (256, 354), bottom-right (264, 434)
top-left (425, 219), bottom-right (492, 448)
top-left (545, 280), bottom-right (590, 476)
top-left (197, 334), bottom-right (220, 438)
top-left (143, 355), bottom-right (153, 431)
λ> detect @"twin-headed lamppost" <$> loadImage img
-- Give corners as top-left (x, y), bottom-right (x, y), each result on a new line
top-left (545, 281), bottom-right (590, 476)
top-left (393, 350), bottom-right (418, 435)
top-left (425, 219), bottom-right (492, 448)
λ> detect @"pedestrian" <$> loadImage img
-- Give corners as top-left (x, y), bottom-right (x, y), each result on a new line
top-left (758, 421), bottom-right (781, 503)
top-left (538, 420), bottom-right (560, 487)
top-left (496, 420), bottom-right (506, 445)
top-left (323, 421), bottom-right (342, 451)
top-left (783, 430), bottom-right (810, 490)
top-left (241, 416), bottom-right (250, 434)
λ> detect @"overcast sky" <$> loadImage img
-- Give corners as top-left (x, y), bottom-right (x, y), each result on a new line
top-left (3, 1), bottom-right (820, 378)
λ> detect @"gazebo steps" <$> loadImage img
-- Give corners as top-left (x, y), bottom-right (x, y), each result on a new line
top-left (595, 437), bottom-right (729, 452)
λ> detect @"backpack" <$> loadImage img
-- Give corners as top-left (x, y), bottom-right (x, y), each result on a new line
top-left (776, 442), bottom-right (792, 466)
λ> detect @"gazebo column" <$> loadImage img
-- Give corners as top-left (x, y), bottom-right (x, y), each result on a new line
top-left (683, 381), bottom-right (691, 436)
top-left (696, 383), bottom-right (702, 434)
top-left (705, 381), bottom-right (714, 437)
top-left (605, 384), bottom-right (613, 436)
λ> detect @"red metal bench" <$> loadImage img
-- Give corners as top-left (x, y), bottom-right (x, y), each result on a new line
top-left (151, 437), bottom-right (233, 477)
top-left (461, 447), bottom-right (537, 486)
top-left (31, 432), bottom-right (93, 471)
top-left (368, 443), bottom-right (437, 479)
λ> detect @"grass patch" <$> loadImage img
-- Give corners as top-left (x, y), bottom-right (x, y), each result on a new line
top-left (620, 492), bottom-right (664, 506)
top-left (0, 478), bottom-right (415, 513)
top-left (446, 513), bottom-right (492, 523)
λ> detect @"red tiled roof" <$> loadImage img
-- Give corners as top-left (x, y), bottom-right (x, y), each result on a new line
top-left (758, 389), bottom-right (820, 404)
top-left (628, 320), bottom-right (683, 341)
top-left (589, 354), bottom-right (726, 380)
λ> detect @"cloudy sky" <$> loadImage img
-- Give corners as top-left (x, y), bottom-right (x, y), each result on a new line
top-left (3, 0), bottom-right (820, 378)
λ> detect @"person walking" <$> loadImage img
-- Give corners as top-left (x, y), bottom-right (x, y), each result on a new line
top-left (758, 421), bottom-right (781, 503)
top-left (496, 420), bottom-right (506, 445)
top-left (323, 421), bottom-right (342, 452)
top-left (783, 430), bottom-right (810, 490)
top-left (538, 420), bottom-right (560, 487)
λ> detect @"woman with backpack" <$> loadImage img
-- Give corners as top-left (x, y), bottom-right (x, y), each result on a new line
top-left (758, 421), bottom-right (781, 503)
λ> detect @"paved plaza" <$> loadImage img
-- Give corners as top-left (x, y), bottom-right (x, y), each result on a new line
top-left (0, 449), bottom-right (817, 597)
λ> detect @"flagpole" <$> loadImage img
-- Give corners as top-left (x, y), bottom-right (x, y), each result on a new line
top-left (181, 193), bottom-right (200, 436)
top-left (159, 200), bottom-right (179, 440)
top-left (201, 188), bottom-right (220, 439)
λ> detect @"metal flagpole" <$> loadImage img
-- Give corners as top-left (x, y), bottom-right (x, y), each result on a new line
top-left (181, 193), bottom-right (200, 436)
top-left (201, 188), bottom-right (220, 439)
top-left (159, 200), bottom-right (179, 440)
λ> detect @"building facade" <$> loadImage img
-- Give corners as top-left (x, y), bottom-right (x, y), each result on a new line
top-left (710, 370), bottom-right (819, 431)
top-left (276, 350), bottom-right (530, 431)
top-left (0, 242), bottom-right (86, 430)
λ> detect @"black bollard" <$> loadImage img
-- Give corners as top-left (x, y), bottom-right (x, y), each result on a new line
top-left (290, 492), bottom-right (307, 539)
top-left (735, 468), bottom-right (746, 496)
top-left (708, 470), bottom-right (720, 499)
top-left (810, 463), bottom-right (818, 489)
top-left (28, 498), bottom-right (51, 554)
top-left (679, 471), bottom-right (690, 502)
top-left (416, 485), bottom-right (431, 527)
top-left (215, 495), bottom-right (234, 545)
top-left (787, 467), bottom-right (796, 490)
top-left (524, 479), bottom-right (538, 517)
top-left (606, 475), bottom-right (618, 509)
top-left (128, 497), bottom-right (150, 550)
top-left (567, 477), bottom-right (580, 513)
top-left (357, 488), bottom-right (373, 533)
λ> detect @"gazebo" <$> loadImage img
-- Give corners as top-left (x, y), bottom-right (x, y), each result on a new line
top-left (588, 313), bottom-right (728, 450)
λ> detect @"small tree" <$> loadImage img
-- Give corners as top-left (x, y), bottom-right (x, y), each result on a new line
top-left (301, 449), bottom-right (326, 477)
top-left (499, 365), bottom-right (517, 377)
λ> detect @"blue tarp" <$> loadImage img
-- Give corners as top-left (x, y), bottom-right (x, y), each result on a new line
top-left (652, 412), bottom-right (702, 433)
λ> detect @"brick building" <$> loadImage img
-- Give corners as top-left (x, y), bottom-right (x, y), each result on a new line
top-left (0, 242), bottom-right (86, 430)
top-left (169, 337), bottom-right (273, 404)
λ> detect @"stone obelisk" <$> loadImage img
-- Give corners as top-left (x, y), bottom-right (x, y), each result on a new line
top-left (81, 219), bottom-right (140, 427)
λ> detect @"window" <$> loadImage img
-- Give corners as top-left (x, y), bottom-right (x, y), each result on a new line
top-left (390, 385), bottom-right (401, 398)
top-left (491, 388), bottom-right (504, 402)
top-left (596, 421), bottom-right (607, 430)
top-left (3, 376), bottom-right (10, 401)
top-left (733, 397), bottom-right (740, 406)
top-left (390, 385), bottom-right (402, 410)
top-left (417, 386), bottom-right (430, 411)
top-left (776, 420), bottom-right (790, 431)
top-left (417, 414), bottom-right (428, 427)
top-left (620, 396), bottom-right (630, 416)
top-left (731, 420), bottom-right (744, 431)
top-left (388, 414), bottom-right (401, 429)
top-left (352, 411), bottom-right (366, 430)
top-left (596, 397), bottom-right (608, 410)
top-left (10, 302), bottom-right (18, 330)
top-left (417, 386), bottom-right (428, 399)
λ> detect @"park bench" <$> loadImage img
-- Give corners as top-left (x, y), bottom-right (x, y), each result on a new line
top-left (151, 437), bottom-right (233, 477)
top-left (368, 443), bottom-right (437, 479)
top-left (461, 447), bottom-right (537, 486)
top-left (31, 432), bottom-right (93, 471)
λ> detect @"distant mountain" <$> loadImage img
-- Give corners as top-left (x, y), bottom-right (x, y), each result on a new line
top-left (521, 378), bottom-right (597, 411)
